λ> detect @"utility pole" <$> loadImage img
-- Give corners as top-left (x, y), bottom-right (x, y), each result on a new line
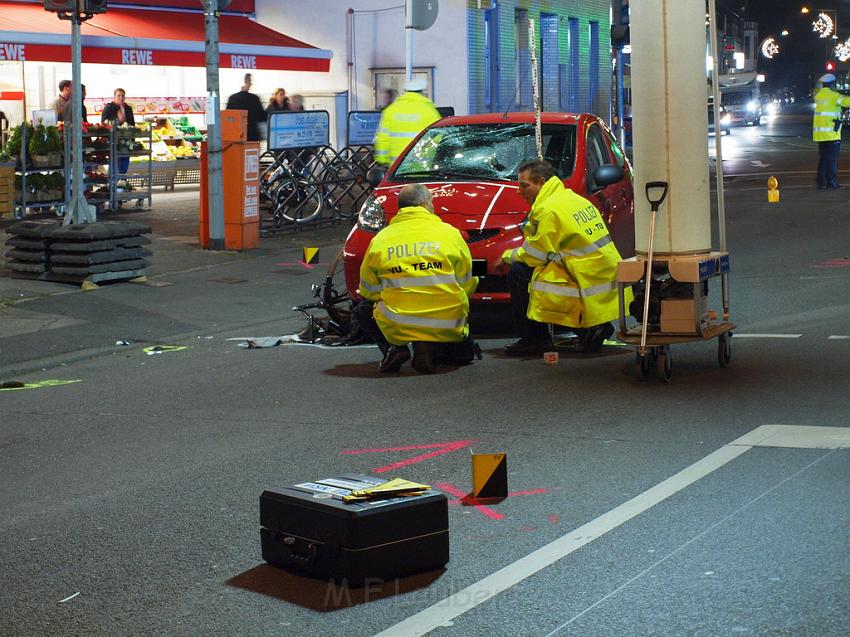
top-left (45, 0), bottom-right (105, 225)
top-left (203, 0), bottom-right (227, 250)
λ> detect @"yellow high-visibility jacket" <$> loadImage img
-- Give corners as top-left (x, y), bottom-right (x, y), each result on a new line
top-left (501, 176), bottom-right (630, 328)
top-left (373, 92), bottom-right (441, 167)
top-left (359, 206), bottom-right (478, 345)
top-left (813, 87), bottom-right (850, 142)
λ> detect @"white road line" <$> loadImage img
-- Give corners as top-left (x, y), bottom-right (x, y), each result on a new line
top-left (828, 335), bottom-right (850, 340)
top-left (374, 425), bottom-right (850, 637)
top-left (731, 333), bottom-right (802, 339)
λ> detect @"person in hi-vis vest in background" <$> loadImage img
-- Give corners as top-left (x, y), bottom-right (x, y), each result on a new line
top-left (373, 79), bottom-right (440, 168)
top-left (813, 73), bottom-right (850, 189)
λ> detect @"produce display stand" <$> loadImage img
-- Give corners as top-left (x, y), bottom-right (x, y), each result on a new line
top-left (64, 124), bottom-right (152, 215)
top-left (13, 124), bottom-right (65, 218)
top-left (109, 126), bottom-right (152, 210)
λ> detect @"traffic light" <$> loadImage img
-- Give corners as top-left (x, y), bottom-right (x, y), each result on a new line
top-left (826, 60), bottom-right (836, 72)
top-left (43, 0), bottom-right (77, 11)
top-left (85, 0), bottom-right (107, 13)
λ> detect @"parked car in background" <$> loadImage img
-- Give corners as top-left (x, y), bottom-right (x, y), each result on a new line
top-left (708, 99), bottom-right (732, 135)
top-left (341, 112), bottom-right (635, 304)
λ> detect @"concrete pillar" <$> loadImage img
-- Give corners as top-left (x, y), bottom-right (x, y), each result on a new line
top-left (631, 0), bottom-right (711, 255)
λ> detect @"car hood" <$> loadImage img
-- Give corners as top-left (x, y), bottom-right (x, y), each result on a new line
top-left (375, 181), bottom-right (529, 219)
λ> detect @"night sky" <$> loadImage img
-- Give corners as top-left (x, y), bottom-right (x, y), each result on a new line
top-left (727, 0), bottom-right (850, 95)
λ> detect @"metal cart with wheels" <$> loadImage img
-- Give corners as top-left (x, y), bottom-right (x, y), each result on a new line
top-left (616, 182), bottom-right (735, 382)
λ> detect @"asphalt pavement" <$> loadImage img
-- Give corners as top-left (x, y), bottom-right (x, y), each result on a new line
top-left (1, 111), bottom-right (848, 636)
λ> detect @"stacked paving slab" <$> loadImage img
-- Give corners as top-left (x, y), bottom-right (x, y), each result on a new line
top-left (4, 220), bottom-right (151, 284)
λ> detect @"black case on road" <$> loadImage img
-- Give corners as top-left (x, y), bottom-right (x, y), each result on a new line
top-left (260, 474), bottom-right (449, 584)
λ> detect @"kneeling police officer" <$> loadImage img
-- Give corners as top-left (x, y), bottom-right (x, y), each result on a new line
top-left (355, 184), bottom-right (481, 373)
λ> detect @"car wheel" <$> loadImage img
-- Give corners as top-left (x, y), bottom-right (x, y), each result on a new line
top-left (754, 116), bottom-right (761, 126)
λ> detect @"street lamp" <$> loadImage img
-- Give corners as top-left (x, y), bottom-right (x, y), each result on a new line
top-left (801, 6), bottom-right (810, 14)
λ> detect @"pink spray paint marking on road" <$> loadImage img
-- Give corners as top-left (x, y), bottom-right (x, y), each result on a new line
top-left (436, 482), bottom-right (550, 521)
top-left (275, 261), bottom-right (317, 270)
top-left (341, 439), bottom-right (477, 473)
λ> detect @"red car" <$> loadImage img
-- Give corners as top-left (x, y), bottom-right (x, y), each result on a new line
top-left (342, 112), bottom-right (635, 304)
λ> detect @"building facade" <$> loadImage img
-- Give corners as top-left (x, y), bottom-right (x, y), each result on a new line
top-left (257, 0), bottom-right (612, 119)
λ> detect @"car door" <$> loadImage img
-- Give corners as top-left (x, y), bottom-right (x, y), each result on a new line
top-left (585, 122), bottom-right (634, 257)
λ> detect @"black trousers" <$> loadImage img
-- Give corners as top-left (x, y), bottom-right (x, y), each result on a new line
top-left (353, 300), bottom-right (478, 364)
top-left (507, 262), bottom-right (550, 341)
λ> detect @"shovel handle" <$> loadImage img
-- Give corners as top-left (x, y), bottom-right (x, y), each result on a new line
top-left (645, 181), bottom-right (669, 212)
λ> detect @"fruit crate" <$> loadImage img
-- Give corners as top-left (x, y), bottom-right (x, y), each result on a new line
top-left (0, 163), bottom-right (14, 217)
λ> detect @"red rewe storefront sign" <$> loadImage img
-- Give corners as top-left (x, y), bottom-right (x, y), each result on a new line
top-left (17, 0), bottom-right (256, 11)
top-left (0, 2), bottom-right (330, 72)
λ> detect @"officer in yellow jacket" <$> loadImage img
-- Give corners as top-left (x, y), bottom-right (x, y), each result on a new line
top-left (373, 79), bottom-right (441, 168)
top-left (499, 159), bottom-right (629, 356)
top-left (813, 73), bottom-right (850, 189)
top-left (356, 183), bottom-right (480, 373)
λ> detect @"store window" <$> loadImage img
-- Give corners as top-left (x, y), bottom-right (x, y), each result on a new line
top-left (540, 13), bottom-right (559, 112)
top-left (372, 68), bottom-right (434, 109)
top-left (515, 9), bottom-right (530, 109)
top-left (589, 21), bottom-right (600, 113)
top-left (568, 17), bottom-right (580, 112)
top-left (484, 7), bottom-right (500, 111)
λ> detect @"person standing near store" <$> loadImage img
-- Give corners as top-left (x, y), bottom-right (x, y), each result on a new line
top-left (289, 94), bottom-right (305, 111)
top-left (102, 88), bottom-right (136, 177)
top-left (226, 73), bottom-right (266, 142)
top-left (62, 84), bottom-right (88, 123)
top-left (813, 73), bottom-right (850, 189)
top-left (355, 183), bottom-right (480, 373)
top-left (373, 78), bottom-right (440, 167)
top-left (497, 159), bottom-right (628, 356)
top-left (266, 88), bottom-right (290, 114)
top-left (53, 80), bottom-right (72, 122)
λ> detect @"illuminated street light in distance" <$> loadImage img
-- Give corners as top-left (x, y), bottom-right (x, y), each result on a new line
top-left (781, 29), bottom-right (789, 36)
top-left (801, 6), bottom-right (810, 14)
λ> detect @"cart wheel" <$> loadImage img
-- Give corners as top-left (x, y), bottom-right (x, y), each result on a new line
top-left (635, 351), bottom-right (653, 380)
top-left (656, 346), bottom-right (673, 382)
top-left (718, 333), bottom-right (732, 368)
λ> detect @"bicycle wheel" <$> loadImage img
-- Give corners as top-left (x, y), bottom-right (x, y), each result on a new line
top-left (273, 176), bottom-right (323, 224)
top-left (323, 248), bottom-right (352, 327)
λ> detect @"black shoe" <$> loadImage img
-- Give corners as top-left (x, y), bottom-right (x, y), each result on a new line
top-left (412, 341), bottom-right (437, 374)
top-left (829, 184), bottom-right (846, 190)
top-left (504, 338), bottom-right (553, 357)
top-left (577, 323), bottom-right (614, 353)
top-left (379, 345), bottom-right (410, 372)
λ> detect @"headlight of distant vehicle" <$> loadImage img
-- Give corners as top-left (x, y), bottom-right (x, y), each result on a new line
top-left (766, 102), bottom-right (779, 115)
top-left (747, 100), bottom-right (758, 112)
top-left (358, 195), bottom-right (386, 231)
top-left (721, 114), bottom-right (732, 125)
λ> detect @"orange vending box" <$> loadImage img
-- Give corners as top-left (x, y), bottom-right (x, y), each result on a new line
top-left (199, 110), bottom-right (260, 250)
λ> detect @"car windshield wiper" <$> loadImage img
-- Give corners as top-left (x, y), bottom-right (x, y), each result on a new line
top-left (394, 169), bottom-right (510, 181)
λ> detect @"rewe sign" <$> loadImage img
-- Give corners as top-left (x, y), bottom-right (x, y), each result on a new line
top-left (0, 43), bottom-right (26, 61)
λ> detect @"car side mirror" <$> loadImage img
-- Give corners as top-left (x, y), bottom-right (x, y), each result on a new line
top-left (366, 166), bottom-right (387, 187)
top-left (593, 164), bottom-right (624, 189)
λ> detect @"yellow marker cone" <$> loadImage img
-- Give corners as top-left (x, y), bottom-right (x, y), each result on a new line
top-left (302, 247), bottom-right (320, 265)
top-left (471, 453), bottom-right (508, 499)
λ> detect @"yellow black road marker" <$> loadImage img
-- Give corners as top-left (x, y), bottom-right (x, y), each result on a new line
top-left (471, 453), bottom-right (508, 499)
top-left (302, 247), bottom-right (320, 265)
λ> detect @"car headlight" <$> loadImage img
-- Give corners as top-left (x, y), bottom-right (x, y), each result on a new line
top-left (746, 100), bottom-right (757, 112)
top-left (358, 195), bottom-right (386, 231)
top-left (721, 114), bottom-right (731, 125)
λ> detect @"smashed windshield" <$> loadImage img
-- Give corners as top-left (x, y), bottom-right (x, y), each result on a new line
top-left (392, 123), bottom-right (576, 181)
